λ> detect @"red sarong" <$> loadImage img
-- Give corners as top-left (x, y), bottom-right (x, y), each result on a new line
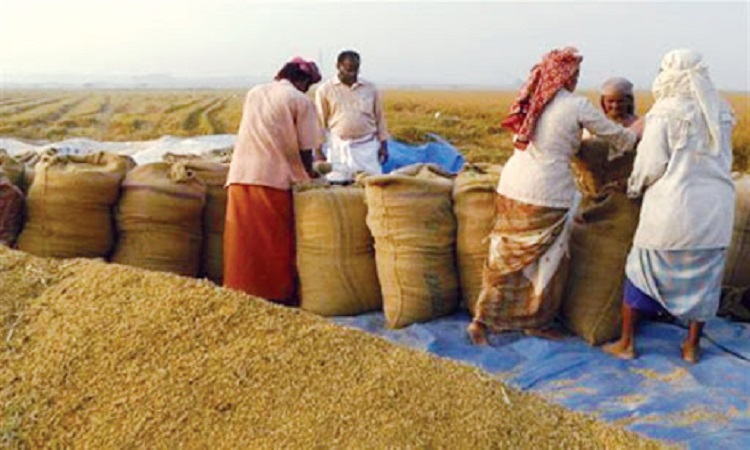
top-left (223, 184), bottom-right (297, 305)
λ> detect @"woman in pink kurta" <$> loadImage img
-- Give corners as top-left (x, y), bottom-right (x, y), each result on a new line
top-left (224, 58), bottom-right (322, 304)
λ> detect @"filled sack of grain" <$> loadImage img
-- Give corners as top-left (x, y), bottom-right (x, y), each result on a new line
top-left (452, 163), bottom-right (502, 315)
top-left (724, 174), bottom-right (750, 288)
top-left (295, 183), bottom-right (381, 315)
top-left (17, 152), bottom-right (134, 259)
top-left (112, 162), bottom-right (206, 277)
top-left (364, 164), bottom-right (458, 328)
top-left (294, 183), bottom-right (381, 316)
top-left (164, 154), bottom-right (228, 283)
top-left (561, 139), bottom-right (640, 345)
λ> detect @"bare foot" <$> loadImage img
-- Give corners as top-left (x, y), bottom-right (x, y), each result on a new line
top-left (681, 342), bottom-right (701, 364)
top-left (603, 340), bottom-right (636, 360)
top-left (467, 321), bottom-right (489, 346)
top-left (524, 328), bottom-right (565, 340)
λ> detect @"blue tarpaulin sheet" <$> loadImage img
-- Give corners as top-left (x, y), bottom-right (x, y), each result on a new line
top-left (382, 134), bottom-right (465, 174)
top-left (333, 312), bottom-right (750, 448)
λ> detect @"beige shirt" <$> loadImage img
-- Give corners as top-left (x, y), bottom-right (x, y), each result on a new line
top-left (314, 77), bottom-right (390, 142)
top-left (227, 80), bottom-right (320, 190)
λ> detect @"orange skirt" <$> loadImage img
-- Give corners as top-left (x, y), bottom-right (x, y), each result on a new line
top-left (223, 184), bottom-right (297, 305)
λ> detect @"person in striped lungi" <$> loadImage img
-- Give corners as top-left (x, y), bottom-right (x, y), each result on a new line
top-left (467, 47), bottom-right (640, 344)
top-left (604, 49), bottom-right (737, 363)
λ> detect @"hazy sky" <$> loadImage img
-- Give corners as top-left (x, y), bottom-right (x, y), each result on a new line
top-left (1, 1), bottom-right (748, 90)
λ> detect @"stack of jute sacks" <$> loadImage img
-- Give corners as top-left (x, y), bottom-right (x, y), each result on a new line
top-left (295, 163), bottom-right (502, 329)
top-left (3, 146), bottom-right (750, 338)
top-left (0, 148), bottom-right (230, 284)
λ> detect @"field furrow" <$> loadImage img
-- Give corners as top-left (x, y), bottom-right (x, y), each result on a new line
top-left (0, 96), bottom-right (68, 118)
top-left (203, 96), bottom-right (230, 134)
top-left (182, 97), bottom-right (222, 132)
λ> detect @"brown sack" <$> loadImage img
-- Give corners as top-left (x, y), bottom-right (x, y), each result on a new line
top-left (364, 164), bottom-right (458, 328)
top-left (14, 148), bottom-right (59, 193)
top-left (17, 152), bottom-right (133, 259)
top-left (724, 174), bottom-right (750, 287)
top-left (562, 139), bottom-right (639, 345)
top-left (163, 156), bottom-right (228, 283)
top-left (452, 163), bottom-right (502, 315)
top-left (295, 184), bottom-right (382, 316)
top-left (112, 162), bottom-right (205, 277)
top-left (570, 139), bottom-right (635, 196)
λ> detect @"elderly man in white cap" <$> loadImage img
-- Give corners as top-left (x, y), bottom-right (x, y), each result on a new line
top-left (604, 49), bottom-right (736, 363)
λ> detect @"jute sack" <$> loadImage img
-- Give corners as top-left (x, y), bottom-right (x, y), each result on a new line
top-left (14, 148), bottom-right (58, 193)
top-left (724, 174), bottom-right (750, 287)
top-left (163, 150), bottom-right (232, 164)
top-left (570, 138), bottom-right (635, 196)
top-left (452, 163), bottom-right (502, 315)
top-left (164, 154), bottom-right (228, 283)
top-left (17, 152), bottom-right (134, 259)
top-left (561, 139), bottom-right (640, 345)
top-left (364, 164), bottom-right (458, 328)
top-left (112, 162), bottom-right (206, 277)
top-left (294, 183), bottom-right (382, 316)
top-left (0, 169), bottom-right (24, 247)
top-left (0, 149), bottom-right (24, 190)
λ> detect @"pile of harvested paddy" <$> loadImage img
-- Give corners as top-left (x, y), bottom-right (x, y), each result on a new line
top-left (0, 247), bottom-right (663, 448)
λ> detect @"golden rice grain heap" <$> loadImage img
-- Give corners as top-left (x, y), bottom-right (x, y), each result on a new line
top-left (0, 247), bottom-right (664, 448)
top-left (0, 247), bottom-right (73, 340)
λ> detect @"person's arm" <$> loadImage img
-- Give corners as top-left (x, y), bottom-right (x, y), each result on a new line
top-left (373, 88), bottom-right (389, 163)
top-left (299, 149), bottom-right (314, 177)
top-left (579, 98), bottom-right (638, 159)
top-left (627, 114), bottom-right (671, 198)
top-left (293, 99), bottom-right (322, 180)
top-left (313, 86), bottom-right (329, 162)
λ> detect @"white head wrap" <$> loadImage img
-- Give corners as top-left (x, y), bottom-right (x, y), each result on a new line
top-left (651, 49), bottom-right (721, 155)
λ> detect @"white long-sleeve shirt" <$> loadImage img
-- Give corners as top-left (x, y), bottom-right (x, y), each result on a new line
top-left (497, 90), bottom-right (637, 208)
top-left (628, 98), bottom-right (736, 250)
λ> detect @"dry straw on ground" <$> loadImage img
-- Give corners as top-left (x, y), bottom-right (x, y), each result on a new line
top-left (0, 247), bottom-right (665, 448)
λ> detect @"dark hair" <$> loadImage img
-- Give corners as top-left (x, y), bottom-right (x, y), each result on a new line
top-left (275, 63), bottom-right (312, 84)
top-left (337, 50), bottom-right (360, 64)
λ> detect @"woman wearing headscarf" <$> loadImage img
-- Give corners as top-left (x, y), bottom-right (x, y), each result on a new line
top-left (467, 47), bottom-right (640, 345)
top-left (604, 49), bottom-right (736, 363)
top-left (600, 77), bottom-right (639, 127)
top-left (224, 57), bottom-right (322, 304)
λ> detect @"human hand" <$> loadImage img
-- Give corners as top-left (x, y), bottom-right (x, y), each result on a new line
top-left (629, 117), bottom-right (645, 141)
top-left (378, 141), bottom-right (388, 164)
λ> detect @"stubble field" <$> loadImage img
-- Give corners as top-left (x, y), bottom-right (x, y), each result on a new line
top-left (0, 89), bottom-right (748, 170)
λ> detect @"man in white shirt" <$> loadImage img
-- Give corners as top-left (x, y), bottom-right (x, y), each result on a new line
top-left (314, 50), bottom-right (389, 182)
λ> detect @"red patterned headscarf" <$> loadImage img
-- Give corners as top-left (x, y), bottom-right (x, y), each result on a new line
top-left (501, 47), bottom-right (583, 150)
top-left (289, 57), bottom-right (322, 84)
top-left (275, 57), bottom-right (322, 84)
